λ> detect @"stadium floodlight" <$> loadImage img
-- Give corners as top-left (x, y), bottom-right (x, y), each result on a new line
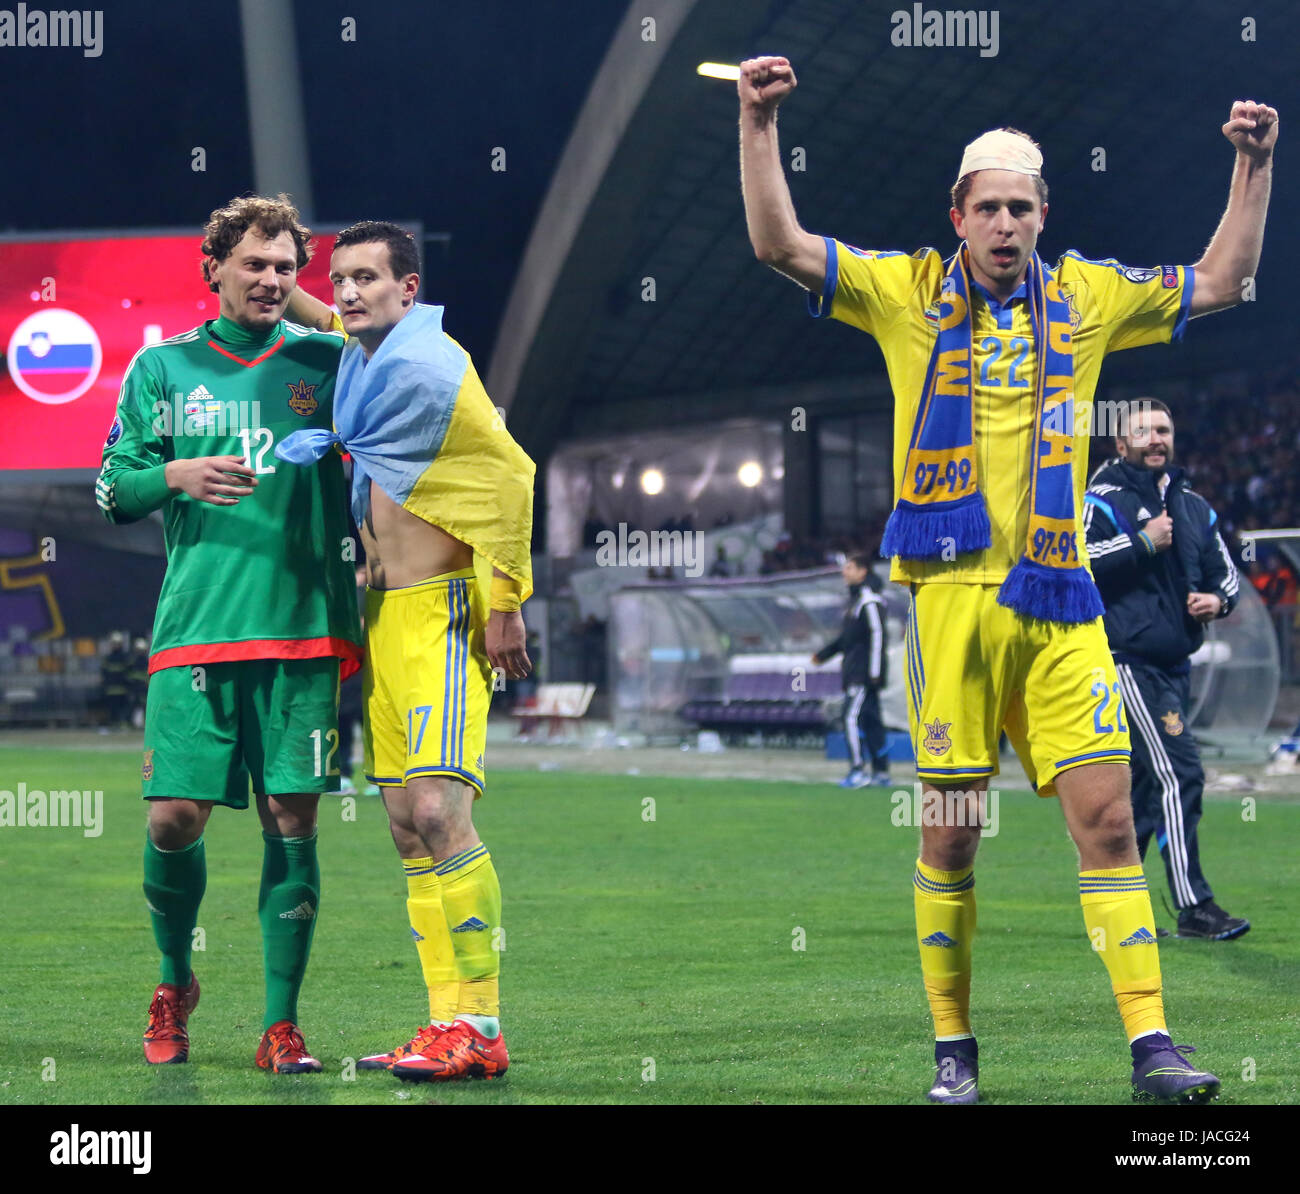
top-left (737, 461), bottom-right (763, 487)
top-left (697, 62), bottom-right (741, 81)
top-left (611, 470), bottom-right (625, 489)
top-left (640, 468), bottom-right (665, 495)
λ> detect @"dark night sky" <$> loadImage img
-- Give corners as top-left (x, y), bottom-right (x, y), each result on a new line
top-left (0, 0), bottom-right (626, 365)
top-left (1, 0), bottom-right (1294, 392)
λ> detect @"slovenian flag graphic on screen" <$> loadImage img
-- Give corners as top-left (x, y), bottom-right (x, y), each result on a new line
top-left (7, 309), bottom-right (103, 404)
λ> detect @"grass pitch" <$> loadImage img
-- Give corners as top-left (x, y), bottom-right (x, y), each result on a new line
top-left (0, 742), bottom-right (1295, 1106)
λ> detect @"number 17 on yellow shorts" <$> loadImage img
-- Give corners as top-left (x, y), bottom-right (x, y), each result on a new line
top-left (362, 569), bottom-right (495, 795)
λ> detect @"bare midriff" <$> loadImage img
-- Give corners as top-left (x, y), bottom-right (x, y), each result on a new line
top-left (361, 478), bottom-right (472, 590)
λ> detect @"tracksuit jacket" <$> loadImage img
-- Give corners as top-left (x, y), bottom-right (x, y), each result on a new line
top-left (1084, 455), bottom-right (1240, 910)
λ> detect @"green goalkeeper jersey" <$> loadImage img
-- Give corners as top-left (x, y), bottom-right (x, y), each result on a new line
top-left (96, 315), bottom-right (362, 675)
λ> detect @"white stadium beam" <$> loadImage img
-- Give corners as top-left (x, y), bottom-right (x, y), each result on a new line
top-left (238, 0), bottom-right (314, 219)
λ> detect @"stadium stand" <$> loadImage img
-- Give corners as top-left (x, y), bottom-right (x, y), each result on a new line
top-left (679, 654), bottom-right (841, 741)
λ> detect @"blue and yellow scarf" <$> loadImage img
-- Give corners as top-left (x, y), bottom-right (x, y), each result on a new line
top-left (880, 246), bottom-right (1103, 624)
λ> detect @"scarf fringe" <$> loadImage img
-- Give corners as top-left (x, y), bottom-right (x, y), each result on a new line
top-left (881, 492), bottom-right (992, 561)
top-left (997, 556), bottom-right (1105, 623)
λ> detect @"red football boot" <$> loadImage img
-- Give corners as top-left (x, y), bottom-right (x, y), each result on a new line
top-left (392, 1020), bottom-right (509, 1082)
top-left (255, 1020), bottom-right (323, 1073)
top-left (143, 975), bottom-right (200, 1064)
top-left (356, 1023), bottom-right (450, 1071)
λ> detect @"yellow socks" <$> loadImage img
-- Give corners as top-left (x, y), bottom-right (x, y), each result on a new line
top-left (914, 860), bottom-right (1165, 1047)
top-left (403, 858), bottom-right (460, 1024)
top-left (913, 859), bottom-right (976, 1039)
top-left (1079, 866), bottom-right (1167, 1041)
top-left (435, 844), bottom-right (502, 1018)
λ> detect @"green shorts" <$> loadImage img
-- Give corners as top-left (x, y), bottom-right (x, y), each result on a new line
top-left (142, 658), bottom-right (343, 807)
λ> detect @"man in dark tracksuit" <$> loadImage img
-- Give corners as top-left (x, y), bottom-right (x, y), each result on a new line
top-left (814, 552), bottom-right (889, 788)
top-left (1085, 398), bottom-right (1248, 940)
top-left (100, 631), bottom-right (131, 727)
top-left (128, 636), bottom-right (150, 727)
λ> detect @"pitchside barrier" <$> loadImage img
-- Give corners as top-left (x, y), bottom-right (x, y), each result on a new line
top-left (609, 563), bottom-right (1283, 753)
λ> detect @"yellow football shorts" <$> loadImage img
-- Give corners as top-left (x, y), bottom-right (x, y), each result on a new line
top-left (363, 567), bottom-right (494, 796)
top-left (903, 583), bottom-right (1130, 797)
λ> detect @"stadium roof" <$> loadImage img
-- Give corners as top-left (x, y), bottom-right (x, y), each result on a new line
top-left (493, 0), bottom-right (1298, 464)
top-left (2, 0), bottom-right (1294, 514)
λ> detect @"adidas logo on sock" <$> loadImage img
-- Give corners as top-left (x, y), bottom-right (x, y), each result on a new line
top-left (921, 931), bottom-right (958, 948)
top-left (451, 916), bottom-right (488, 933)
top-left (1119, 926), bottom-right (1157, 947)
top-left (410, 927), bottom-right (425, 941)
top-left (279, 901), bottom-right (316, 921)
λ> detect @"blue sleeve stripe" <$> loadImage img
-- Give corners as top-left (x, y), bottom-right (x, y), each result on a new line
top-left (1083, 493), bottom-right (1118, 529)
top-left (807, 235), bottom-right (838, 319)
top-left (1085, 492), bottom-right (1139, 538)
top-left (1172, 266), bottom-right (1194, 342)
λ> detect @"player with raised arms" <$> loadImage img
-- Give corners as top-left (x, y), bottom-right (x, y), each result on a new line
top-left (279, 221), bottom-right (534, 1081)
top-left (97, 196), bottom-right (363, 1072)
top-left (737, 57), bottom-right (1275, 1103)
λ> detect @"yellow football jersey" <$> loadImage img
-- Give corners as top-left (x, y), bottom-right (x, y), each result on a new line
top-left (813, 240), bottom-right (1192, 584)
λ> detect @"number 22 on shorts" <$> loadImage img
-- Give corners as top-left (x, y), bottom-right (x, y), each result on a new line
top-left (1091, 681), bottom-right (1127, 734)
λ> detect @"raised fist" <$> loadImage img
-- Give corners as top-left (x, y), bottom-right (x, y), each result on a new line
top-left (1222, 100), bottom-right (1279, 162)
top-left (739, 56), bottom-right (797, 117)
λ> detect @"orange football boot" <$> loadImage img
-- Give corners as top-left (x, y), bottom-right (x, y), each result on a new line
top-left (143, 975), bottom-right (200, 1064)
top-left (356, 1023), bottom-right (450, 1071)
top-left (392, 1020), bottom-right (509, 1082)
top-left (255, 1020), bottom-right (323, 1073)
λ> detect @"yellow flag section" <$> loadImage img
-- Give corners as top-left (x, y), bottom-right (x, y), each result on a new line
top-left (403, 339), bottom-right (536, 603)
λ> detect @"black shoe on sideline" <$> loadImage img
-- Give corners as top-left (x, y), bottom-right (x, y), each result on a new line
top-left (1176, 900), bottom-right (1250, 941)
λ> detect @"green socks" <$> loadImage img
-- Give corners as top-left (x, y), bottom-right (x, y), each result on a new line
top-left (143, 834), bottom-right (206, 987)
top-left (146, 830), bottom-right (321, 1030)
top-left (258, 832), bottom-right (320, 1031)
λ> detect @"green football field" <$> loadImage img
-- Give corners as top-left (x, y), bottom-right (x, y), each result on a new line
top-left (1, 743), bottom-right (1295, 1106)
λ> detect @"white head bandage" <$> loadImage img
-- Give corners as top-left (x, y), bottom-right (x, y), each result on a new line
top-left (957, 129), bottom-right (1042, 180)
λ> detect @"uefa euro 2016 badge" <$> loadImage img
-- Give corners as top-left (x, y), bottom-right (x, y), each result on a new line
top-left (286, 378), bottom-right (319, 416)
top-left (924, 718), bottom-right (953, 756)
top-left (142, 749), bottom-right (155, 780)
top-left (1162, 711), bottom-right (1184, 736)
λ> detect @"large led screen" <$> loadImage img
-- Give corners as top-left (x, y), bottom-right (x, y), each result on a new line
top-left (1, 231), bottom-right (339, 472)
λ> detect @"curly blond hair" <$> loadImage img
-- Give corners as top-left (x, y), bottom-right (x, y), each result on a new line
top-left (200, 194), bottom-right (313, 292)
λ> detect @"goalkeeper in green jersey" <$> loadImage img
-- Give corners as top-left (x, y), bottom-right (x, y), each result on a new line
top-left (96, 195), bottom-right (363, 1073)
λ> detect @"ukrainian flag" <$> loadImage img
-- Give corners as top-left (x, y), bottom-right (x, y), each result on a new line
top-left (277, 304), bottom-right (534, 601)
